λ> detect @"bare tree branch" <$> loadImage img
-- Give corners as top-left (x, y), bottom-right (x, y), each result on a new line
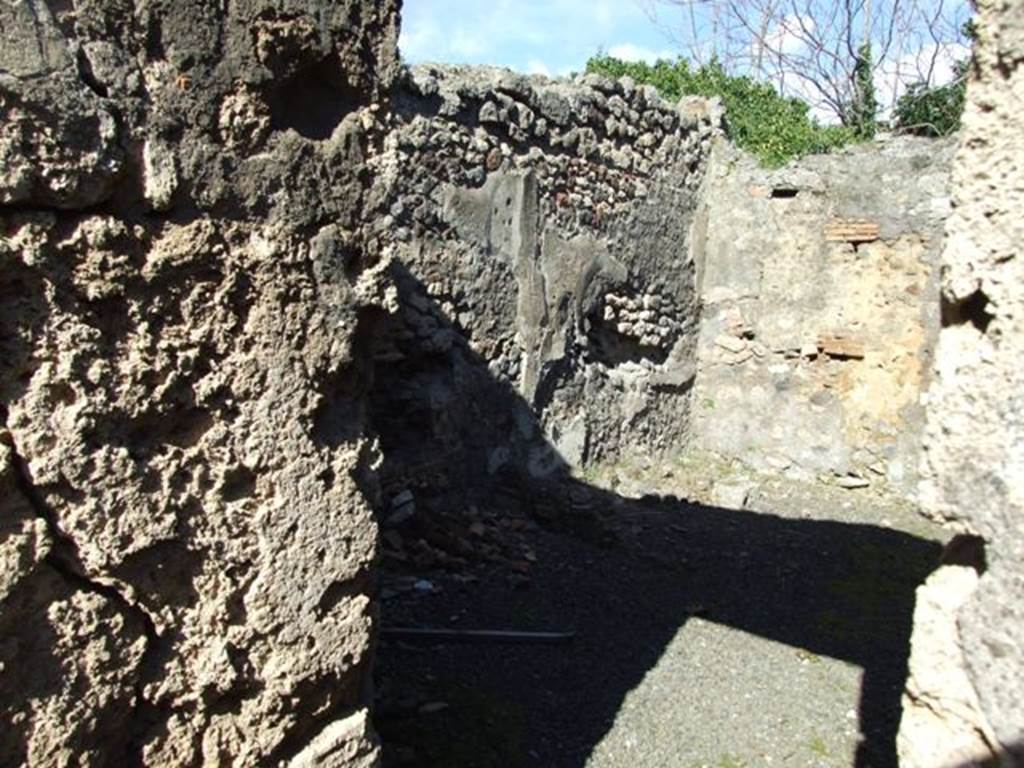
top-left (640, 0), bottom-right (972, 122)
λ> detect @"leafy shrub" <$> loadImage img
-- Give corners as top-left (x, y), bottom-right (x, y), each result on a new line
top-left (586, 55), bottom-right (859, 167)
top-left (848, 43), bottom-right (879, 138)
top-left (893, 64), bottom-right (967, 137)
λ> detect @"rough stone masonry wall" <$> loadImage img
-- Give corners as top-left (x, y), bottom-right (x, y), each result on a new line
top-left (898, 0), bottom-right (1024, 765)
top-left (366, 65), bottom-right (717, 503)
top-left (0, 1), bottom-right (399, 765)
top-left (691, 137), bottom-right (956, 499)
top-left (4, 0), bottom-right (1017, 764)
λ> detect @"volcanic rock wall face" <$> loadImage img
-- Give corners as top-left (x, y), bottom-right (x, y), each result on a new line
top-left (4, 0), bottom-right (1012, 762)
top-left (367, 65), bottom-right (716, 501)
top-left (691, 139), bottom-right (955, 498)
top-left (0, 1), bottom-right (398, 765)
top-left (898, 1), bottom-right (1024, 765)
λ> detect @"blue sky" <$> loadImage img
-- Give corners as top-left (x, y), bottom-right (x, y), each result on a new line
top-left (398, 0), bottom-right (970, 121)
top-left (398, 0), bottom-right (675, 76)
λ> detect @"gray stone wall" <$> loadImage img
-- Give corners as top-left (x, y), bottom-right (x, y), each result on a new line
top-left (690, 137), bottom-right (956, 498)
top-left (367, 65), bottom-right (718, 502)
top-left (4, 0), bottom-right (1019, 762)
top-left (899, 0), bottom-right (1024, 764)
top-left (0, 1), bottom-right (398, 765)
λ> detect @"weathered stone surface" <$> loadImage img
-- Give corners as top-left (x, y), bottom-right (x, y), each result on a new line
top-left (710, 478), bottom-right (755, 509)
top-left (900, 0), bottom-right (1024, 763)
top-left (690, 137), bottom-right (956, 497)
top-left (0, 1), bottom-right (399, 764)
top-left (898, 566), bottom-right (1000, 768)
top-left (367, 64), bottom-right (719, 507)
top-left (0, 4), bottom-right (123, 209)
top-left (3, 1), bottom-right (1019, 764)
top-left (286, 710), bottom-right (380, 768)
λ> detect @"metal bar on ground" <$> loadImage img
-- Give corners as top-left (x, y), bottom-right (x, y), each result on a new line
top-left (381, 627), bottom-right (576, 645)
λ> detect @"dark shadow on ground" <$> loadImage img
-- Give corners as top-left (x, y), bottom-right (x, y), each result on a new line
top-left (977, 744), bottom-right (1024, 768)
top-left (369, 262), bottom-right (945, 768)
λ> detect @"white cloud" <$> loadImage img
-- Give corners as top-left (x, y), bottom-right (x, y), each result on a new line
top-left (607, 42), bottom-right (674, 64)
top-left (398, 18), bottom-right (442, 61)
top-left (526, 59), bottom-right (551, 76)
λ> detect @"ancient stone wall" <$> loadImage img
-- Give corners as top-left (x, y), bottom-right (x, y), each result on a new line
top-left (0, 1), bottom-right (398, 765)
top-left (4, 0), bottom-right (1020, 763)
top-left (898, 0), bottom-right (1024, 765)
top-left (366, 65), bottom-right (717, 506)
top-left (0, 7), bottom-right (721, 759)
top-left (690, 138), bottom-right (956, 498)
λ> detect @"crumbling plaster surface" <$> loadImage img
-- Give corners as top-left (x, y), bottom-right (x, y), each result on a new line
top-left (0, 0), bottom-right (399, 765)
top-left (690, 137), bottom-right (956, 498)
top-left (898, 564), bottom-right (1001, 767)
top-left (3, 0), bottom-right (1020, 762)
top-left (899, 0), bottom-right (1024, 764)
top-left (366, 64), bottom-right (719, 501)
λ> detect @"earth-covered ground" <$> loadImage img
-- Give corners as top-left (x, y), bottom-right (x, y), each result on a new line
top-left (374, 452), bottom-right (947, 768)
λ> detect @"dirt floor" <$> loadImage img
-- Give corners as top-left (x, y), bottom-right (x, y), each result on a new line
top-left (373, 452), bottom-right (948, 768)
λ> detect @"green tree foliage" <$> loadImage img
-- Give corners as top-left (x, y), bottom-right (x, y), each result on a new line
top-left (586, 54), bottom-right (858, 168)
top-left (892, 69), bottom-right (967, 136)
top-left (892, 19), bottom-right (974, 139)
top-left (848, 43), bottom-right (879, 138)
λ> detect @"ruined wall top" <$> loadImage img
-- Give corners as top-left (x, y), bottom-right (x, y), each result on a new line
top-left (384, 64), bottom-right (721, 234)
